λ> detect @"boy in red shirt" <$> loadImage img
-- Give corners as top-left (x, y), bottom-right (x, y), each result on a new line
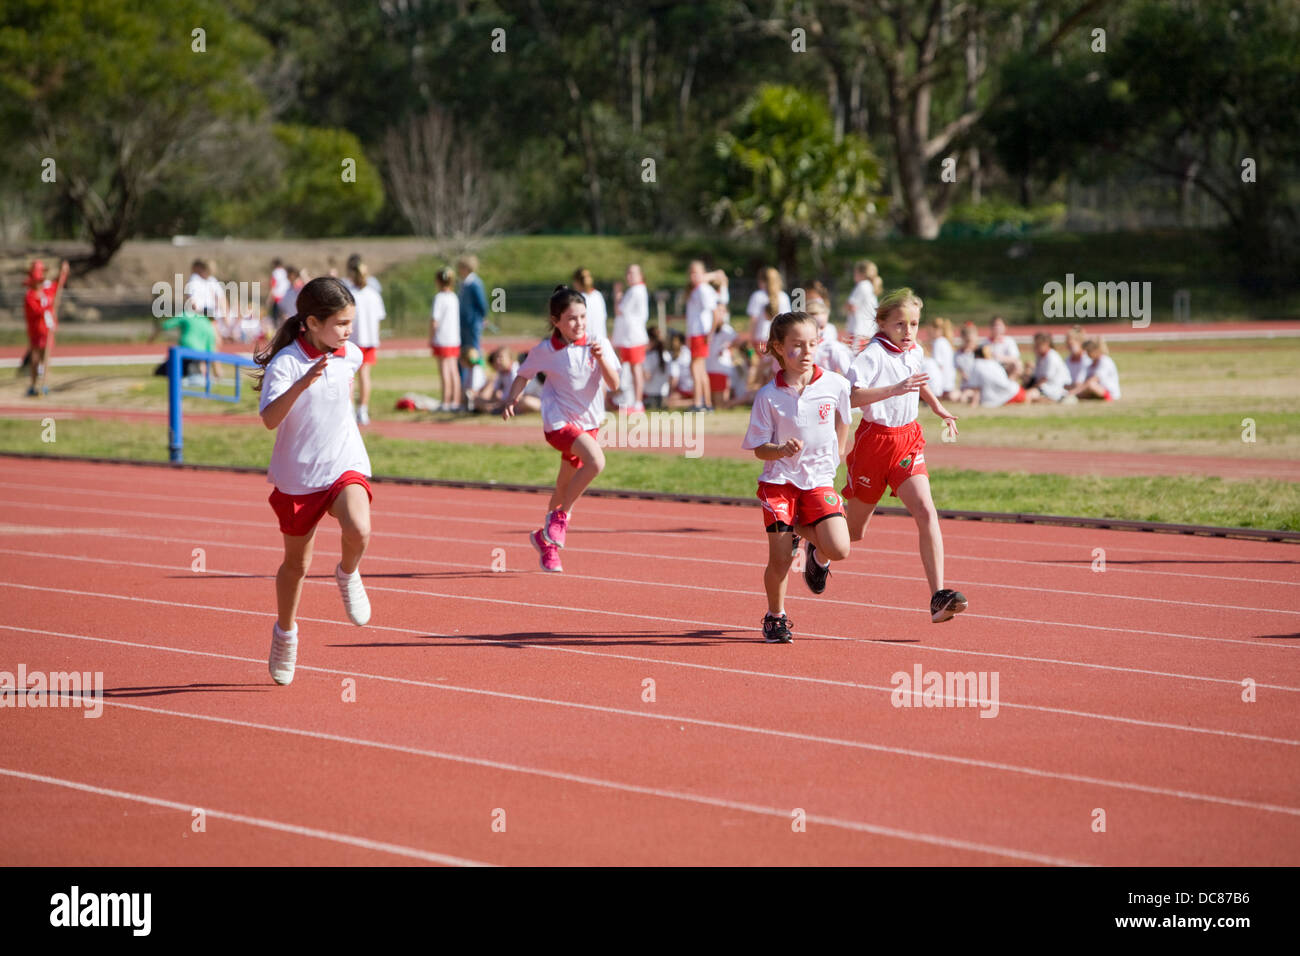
top-left (23, 260), bottom-right (69, 397)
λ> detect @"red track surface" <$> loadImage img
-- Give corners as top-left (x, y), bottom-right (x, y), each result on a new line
top-left (2, 457), bottom-right (1298, 866)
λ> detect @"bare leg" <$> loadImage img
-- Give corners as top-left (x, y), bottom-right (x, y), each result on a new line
top-left (844, 496), bottom-right (878, 542)
top-left (896, 475), bottom-right (943, 593)
top-left (327, 484), bottom-right (371, 574)
top-left (631, 362), bottom-right (645, 405)
top-left (555, 433), bottom-right (605, 514)
top-left (794, 515), bottom-right (851, 563)
top-left (548, 460), bottom-right (578, 514)
top-left (359, 364), bottom-right (372, 410)
top-left (276, 526), bottom-right (317, 631)
top-left (764, 531), bottom-right (795, 615)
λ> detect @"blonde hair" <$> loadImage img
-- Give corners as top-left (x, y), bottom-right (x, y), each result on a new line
top-left (762, 267), bottom-right (783, 320)
top-left (1083, 336), bottom-right (1109, 356)
top-left (1066, 325), bottom-right (1086, 351)
top-left (346, 253), bottom-right (369, 289)
top-left (928, 316), bottom-right (953, 340)
top-left (875, 287), bottom-right (923, 328)
top-left (457, 255), bottom-right (479, 273)
top-left (436, 267), bottom-right (455, 289)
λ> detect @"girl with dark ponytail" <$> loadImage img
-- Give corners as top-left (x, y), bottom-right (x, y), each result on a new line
top-left (499, 285), bottom-right (621, 573)
top-left (256, 276), bottom-right (375, 686)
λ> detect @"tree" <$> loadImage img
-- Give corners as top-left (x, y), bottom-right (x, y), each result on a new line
top-left (709, 85), bottom-right (885, 278)
top-left (0, 0), bottom-right (272, 273)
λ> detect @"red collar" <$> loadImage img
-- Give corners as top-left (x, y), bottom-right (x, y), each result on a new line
top-left (550, 332), bottom-right (588, 349)
top-left (775, 365), bottom-right (823, 389)
top-left (872, 332), bottom-right (916, 354)
top-left (298, 334), bottom-right (346, 359)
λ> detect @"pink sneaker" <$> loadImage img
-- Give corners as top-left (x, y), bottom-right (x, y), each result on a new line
top-left (542, 508), bottom-right (569, 548)
top-left (530, 530), bottom-right (563, 572)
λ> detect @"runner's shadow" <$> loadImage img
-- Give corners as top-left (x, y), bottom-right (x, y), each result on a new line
top-left (1037, 558), bottom-right (1299, 566)
top-left (329, 628), bottom-right (750, 648)
top-left (1252, 633), bottom-right (1300, 640)
top-left (102, 682), bottom-right (268, 698)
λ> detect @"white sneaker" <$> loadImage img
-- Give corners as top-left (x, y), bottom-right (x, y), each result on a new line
top-left (268, 623), bottom-right (298, 685)
top-left (335, 563), bottom-right (371, 625)
top-left (356, 406), bottom-right (371, 425)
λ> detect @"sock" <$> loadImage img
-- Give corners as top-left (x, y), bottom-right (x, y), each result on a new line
top-left (275, 623), bottom-right (298, 638)
top-left (813, 547), bottom-right (830, 569)
top-left (336, 563), bottom-right (358, 580)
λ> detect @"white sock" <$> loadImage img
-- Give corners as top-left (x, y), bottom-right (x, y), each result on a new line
top-left (275, 623), bottom-right (298, 638)
top-left (336, 564), bottom-right (358, 580)
top-left (813, 547), bottom-right (830, 569)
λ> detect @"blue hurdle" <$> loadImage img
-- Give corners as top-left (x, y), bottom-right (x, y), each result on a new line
top-left (166, 346), bottom-right (259, 463)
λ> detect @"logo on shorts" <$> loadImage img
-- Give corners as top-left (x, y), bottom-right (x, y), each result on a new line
top-left (857, 476), bottom-right (871, 486)
top-left (899, 455), bottom-right (913, 469)
top-left (823, 492), bottom-right (838, 505)
top-left (818, 401), bottom-right (834, 423)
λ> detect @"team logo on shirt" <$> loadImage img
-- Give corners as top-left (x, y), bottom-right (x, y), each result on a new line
top-left (818, 401), bottom-right (834, 423)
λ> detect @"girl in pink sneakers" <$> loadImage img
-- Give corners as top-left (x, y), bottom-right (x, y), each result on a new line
top-left (501, 285), bottom-right (621, 572)
top-left (255, 277), bottom-right (374, 685)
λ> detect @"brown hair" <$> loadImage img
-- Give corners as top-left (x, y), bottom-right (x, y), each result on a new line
top-left (765, 311), bottom-right (817, 373)
top-left (548, 284), bottom-right (587, 323)
top-left (253, 276), bottom-right (355, 389)
top-left (346, 253), bottom-right (369, 290)
top-left (761, 267), bottom-right (783, 320)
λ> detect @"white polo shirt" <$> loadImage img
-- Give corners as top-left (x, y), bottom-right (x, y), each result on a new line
top-left (930, 335), bottom-right (956, 395)
top-left (815, 337), bottom-right (854, 377)
top-left (185, 272), bottom-right (214, 315)
top-left (706, 322), bottom-right (738, 374)
top-left (847, 335), bottom-right (925, 427)
top-left (347, 281), bottom-right (386, 348)
top-left (743, 366), bottom-right (850, 489)
top-left (517, 332), bottom-right (607, 431)
top-left (747, 289), bottom-right (791, 343)
top-left (260, 337), bottom-right (371, 495)
top-left (1032, 348), bottom-right (1071, 400)
top-left (1066, 354), bottom-right (1091, 386)
top-left (968, 357), bottom-right (1021, 408)
top-left (1089, 354), bottom-right (1121, 399)
top-left (685, 282), bottom-right (719, 338)
top-left (613, 283), bottom-right (649, 347)
top-left (431, 290), bottom-right (460, 347)
top-left (986, 336), bottom-right (1021, 366)
top-left (583, 288), bottom-right (608, 341)
top-left (845, 280), bottom-right (878, 338)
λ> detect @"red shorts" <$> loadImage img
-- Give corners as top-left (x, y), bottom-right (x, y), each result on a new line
top-left (841, 420), bottom-right (928, 506)
top-left (1103, 389), bottom-right (1113, 401)
top-left (1005, 385), bottom-right (1027, 405)
top-left (269, 471), bottom-right (372, 537)
top-left (26, 319), bottom-right (51, 351)
top-left (708, 372), bottom-right (729, 393)
top-left (544, 424), bottom-right (600, 468)
top-left (617, 345), bottom-right (646, 364)
top-left (359, 346), bottom-right (377, 365)
top-left (757, 483), bottom-right (844, 531)
top-left (688, 334), bottom-right (709, 359)
top-left (431, 345), bottom-right (459, 358)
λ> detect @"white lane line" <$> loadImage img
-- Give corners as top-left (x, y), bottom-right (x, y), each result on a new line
top-left (4, 473), bottom-right (1295, 581)
top-left (0, 766), bottom-right (491, 866)
top-left (7, 621), bottom-right (1300, 820)
top-left (1, 500), bottom-right (1296, 651)
top-left (6, 554), bottom-right (1300, 693)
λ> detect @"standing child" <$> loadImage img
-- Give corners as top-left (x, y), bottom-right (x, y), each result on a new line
top-left (705, 307), bottom-right (739, 406)
top-left (844, 260), bottom-right (881, 348)
top-left (612, 263), bottom-right (651, 413)
top-left (685, 260), bottom-right (727, 411)
top-left (742, 311), bottom-right (852, 643)
top-left (23, 259), bottom-right (69, 397)
top-left (843, 289), bottom-right (967, 623)
top-left (501, 285), bottom-right (621, 572)
top-left (573, 268), bottom-right (608, 341)
top-left (255, 277), bottom-right (373, 685)
top-left (345, 253), bottom-right (386, 425)
top-left (430, 267), bottom-right (462, 412)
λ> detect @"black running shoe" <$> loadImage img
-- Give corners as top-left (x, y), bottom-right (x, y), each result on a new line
top-left (803, 541), bottom-right (830, 594)
top-left (790, 532), bottom-right (800, 556)
top-left (930, 588), bottom-right (968, 623)
top-left (762, 612), bottom-right (794, 643)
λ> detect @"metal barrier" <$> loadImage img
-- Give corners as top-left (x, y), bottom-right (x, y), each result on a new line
top-left (166, 346), bottom-right (259, 462)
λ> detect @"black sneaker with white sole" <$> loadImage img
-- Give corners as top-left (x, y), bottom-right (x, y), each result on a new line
top-left (930, 588), bottom-right (968, 623)
top-left (762, 612), bottom-right (794, 643)
top-left (803, 541), bottom-right (830, 594)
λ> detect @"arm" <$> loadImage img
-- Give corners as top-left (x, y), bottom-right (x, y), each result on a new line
top-left (260, 355), bottom-right (329, 430)
top-left (753, 438), bottom-right (803, 461)
top-left (920, 383), bottom-right (959, 437)
top-left (591, 339), bottom-right (620, 389)
top-left (849, 372), bottom-right (929, 408)
top-left (471, 280), bottom-right (488, 318)
top-left (836, 414), bottom-right (850, 459)
top-left (500, 371), bottom-right (533, 419)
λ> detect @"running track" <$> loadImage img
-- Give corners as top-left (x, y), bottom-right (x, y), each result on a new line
top-left (1, 456), bottom-right (1298, 866)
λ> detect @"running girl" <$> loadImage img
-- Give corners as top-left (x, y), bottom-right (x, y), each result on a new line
top-left (742, 312), bottom-right (852, 643)
top-left (430, 267), bottom-right (462, 411)
top-left (255, 277), bottom-right (373, 685)
top-left (344, 253), bottom-right (386, 425)
top-left (501, 285), bottom-right (621, 573)
top-left (842, 289), bottom-right (967, 623)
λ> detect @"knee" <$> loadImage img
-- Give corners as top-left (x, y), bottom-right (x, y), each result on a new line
top-left (912, 503), bottom-right (938, 528)
top-left (280, 554), bottom-right (309, 577)
top-left (343, 518), bottom-right (371, 543)
top-left (822, 541), bottom-right (851, 562)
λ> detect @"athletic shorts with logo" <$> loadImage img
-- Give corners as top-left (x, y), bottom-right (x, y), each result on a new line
top-left (757, 482), bottom-right (844, 532)
top-left (841, 420), bottom-right (927, 506)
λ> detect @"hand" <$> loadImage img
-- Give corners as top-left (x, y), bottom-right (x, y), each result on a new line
top-left (58, 261), bottom-right (70, 280)
top-left (941, 415), bottom-right (959, 439)
top-left (501, 401), bottom-right (516, 421)
top-left (613, 282), bottom-right (624, 298)
top-left (298, 354), bottom-right (329, 390)
top-left (590, 339), bottom-right (604, 359)
top-left (890, 372), bottom-right (928, 396)
top-left (779, 437), bottom-right (804, 458)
